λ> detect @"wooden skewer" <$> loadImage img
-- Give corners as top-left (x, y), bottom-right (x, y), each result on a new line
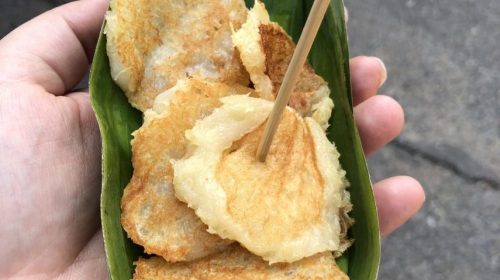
top-left (256, 0), bottom-right (331, 162)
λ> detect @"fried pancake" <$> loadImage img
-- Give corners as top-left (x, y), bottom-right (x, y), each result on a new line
top-left (259, 24), bottom-right (333, 130)
top-left (232, 1), bottom-right (334, 130)
top-left (231, 1), bottom-right (273, 100)
top-left (106, 0), bottom-right (250, 111)
top-left (173, 95), bottom-right (351, 263)
top-left (132, 245), bottom-right (349, 280)
top-left (121, 79), bottom-right (254, 262)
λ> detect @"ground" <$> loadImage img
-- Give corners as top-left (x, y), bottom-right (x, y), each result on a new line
top-left (1, 0), bottom-right (499, 279)
top-left (347, 0), bottom-right (500, 279)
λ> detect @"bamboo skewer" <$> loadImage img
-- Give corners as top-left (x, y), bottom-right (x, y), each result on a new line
top-left (256, 0), bottom-right (331, 162)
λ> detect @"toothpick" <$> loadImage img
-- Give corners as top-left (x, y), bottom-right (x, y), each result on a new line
top-left (256, 0), bottom-right (331, 162)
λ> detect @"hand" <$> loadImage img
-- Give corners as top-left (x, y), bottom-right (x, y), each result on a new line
top-left (349, 56), bottom-right (425, 237)
top-left (0, 1), bottom-right (423, 279)
top-left (0, 0), bottom-right (108, 279)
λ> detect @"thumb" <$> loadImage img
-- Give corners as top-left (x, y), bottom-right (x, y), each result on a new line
top-left (0, 0), bottom-right (108, 95)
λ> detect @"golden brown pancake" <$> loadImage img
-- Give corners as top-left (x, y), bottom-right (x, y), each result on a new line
top-left (116, 0), bottom-right (352, 272)
top-left (173, 95), bottom-right (351, 263)
top-left (106, 0), bottom-right (250, 111)
top-left (231, 1), bottom-right (273, 100)
top-left (232, 1), bottom-right (334, 129)
top-left (132, 245), bottom-right (349, 280)
top-left (121, 79), bottom-right (254, 262)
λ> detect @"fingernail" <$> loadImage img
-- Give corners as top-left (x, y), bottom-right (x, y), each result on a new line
top-left (372, 57), bottom-right (387, 87)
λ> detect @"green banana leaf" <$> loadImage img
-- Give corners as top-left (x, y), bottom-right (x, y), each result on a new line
top-left (90, 0), bottom-right (380, 279)
top-left (89, 32), bottom-right (143, 280)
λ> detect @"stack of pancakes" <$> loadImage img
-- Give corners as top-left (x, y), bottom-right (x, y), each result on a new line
top-left (106, 0), bottom-right (352, 278)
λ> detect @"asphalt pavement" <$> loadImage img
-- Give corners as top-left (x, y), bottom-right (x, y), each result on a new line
top-left (1, 0), bottom-right (499, 279)
top-left (346, 0), bottom-right (500, 279)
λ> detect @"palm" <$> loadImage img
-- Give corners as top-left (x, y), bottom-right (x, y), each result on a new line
top-left (0, 87), bottom-right (103, 278)
top-left (0, 0), bottom-right (424, 279)
top-left (0, 1), bottom-right (108, 277)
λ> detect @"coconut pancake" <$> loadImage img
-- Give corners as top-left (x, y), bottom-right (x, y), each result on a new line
top-left (232, 1), bottom-right (334, 130)
top-left (121, 79), bottom-right (254, 262)
top-left (231, 1), bottom-right (273, 100)
top-left (105, 0), bottom-right (250, 111)
top-left (173, 95), bottom-right (351, 263)
top-left (132, 245), bottom-right (348, 280)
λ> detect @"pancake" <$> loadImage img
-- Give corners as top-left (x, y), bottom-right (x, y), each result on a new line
top-left (231, 1), bottom-right (273, 100)
top-left (121, 79), bottom-right (253, 262)
top-left (232, 1), bottom-right (334, 130)
top-left (132, 245), bottom-right (348, 280)
top-left (105, 0), bottom-right (250, 111)
top-left (173, 95), bottom-right (352, 263)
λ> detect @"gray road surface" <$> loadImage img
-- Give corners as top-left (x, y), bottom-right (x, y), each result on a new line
top-left (346, 0), bottom-right (500, 279)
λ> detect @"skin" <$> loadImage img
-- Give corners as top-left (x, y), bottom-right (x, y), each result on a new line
top-left (0, 0), bottom-right (425, 279)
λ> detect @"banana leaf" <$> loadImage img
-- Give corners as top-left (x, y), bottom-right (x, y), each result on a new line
top-left (90, 0), bottom-right (380, 279)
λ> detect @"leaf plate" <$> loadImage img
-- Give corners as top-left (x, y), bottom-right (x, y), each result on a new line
top-left (90, 0), bottom-right (380, 279)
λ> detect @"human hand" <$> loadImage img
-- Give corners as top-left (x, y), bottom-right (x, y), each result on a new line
top-left (0, 0), bottom-right (108, 279)
top-left (349, 56), bottom-right (425, 237)
top-left (0, 0), bottom-right (424, 279)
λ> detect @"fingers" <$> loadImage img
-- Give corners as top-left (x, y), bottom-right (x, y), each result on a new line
top-left (350, 56), bottom-right (397, 156)
top-left (354, 95), bottom-right (404, 156)
top-left (373, 176), bottom-right (425, 237)
top-left (350, 56), bottom-right (387, 106)
top-left (0, 0), bottom-right (108, 95)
